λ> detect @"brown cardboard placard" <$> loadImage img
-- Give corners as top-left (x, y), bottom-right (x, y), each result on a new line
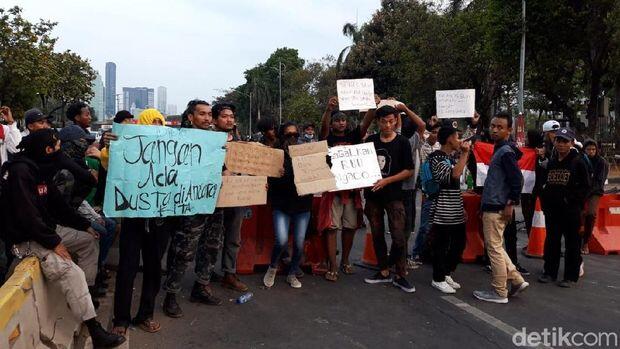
top-left (216, 175), bottom-right (267, 207)
top-left (289, 141), bottom-right (336, 195)
top-left (225, 142), bottom-right (284, 177)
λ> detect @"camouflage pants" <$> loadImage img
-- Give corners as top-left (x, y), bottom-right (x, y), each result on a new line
top-left (163, 209), bottom-right (224, 293)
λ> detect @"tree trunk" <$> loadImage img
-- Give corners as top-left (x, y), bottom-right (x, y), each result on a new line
top-left (586, 68), bottom-right (603, 137)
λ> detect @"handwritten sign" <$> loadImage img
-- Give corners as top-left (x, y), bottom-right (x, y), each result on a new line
top-left (103, 124), bottom-right (227, 217)
top-left (289, 141), bottom-right (337, 195)
top-left (328, 143), bottom-right (382, 191)
top-left (216, 176), bottom-right (267, 207)
top-left (436, 89), bottom-right (475, 119)
top-left (336, 79), bottom-right (376, 111)
top-left (225, 142), bottom-right (284, 177)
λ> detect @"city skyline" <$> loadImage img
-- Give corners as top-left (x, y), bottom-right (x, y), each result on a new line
top-left (157, 86), bottom-right (167, 114)
top-left (13, 0), bottom-right (379, 111)
top-left (105, 62), bottom-right (116, 117)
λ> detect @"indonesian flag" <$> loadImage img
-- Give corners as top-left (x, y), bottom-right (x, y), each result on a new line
top-left (473, 142), bottom-right (536, 193)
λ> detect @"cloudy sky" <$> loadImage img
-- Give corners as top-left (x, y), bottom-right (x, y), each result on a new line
top-left (10, 0), bottom-right (381, 112)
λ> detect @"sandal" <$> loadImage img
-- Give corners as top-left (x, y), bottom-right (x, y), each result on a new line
top-left (137, 318), bottom-right (161, 333)
top-left (340, 264), bottom-right (355, 275)
top-left (111, 326), bottom-right (127, 337)
top-left (324, 271), bottom-right (338, 282)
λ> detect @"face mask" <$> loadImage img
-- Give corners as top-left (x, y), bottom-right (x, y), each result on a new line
top-left (304, 133), bottom-right (313, 139)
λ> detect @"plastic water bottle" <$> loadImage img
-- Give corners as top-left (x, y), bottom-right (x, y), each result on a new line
top-left (236, 292), bottom-right (253, 304)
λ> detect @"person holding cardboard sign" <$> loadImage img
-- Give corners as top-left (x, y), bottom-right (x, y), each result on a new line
top-left (263, 122), bottom-right (313, 289)
top-left (212, 102), bottom-right (250, 293)
top-left (363, 105), bottom-right (415, 293)
top-left (318, 96), bottom-right (375, 281)
top-left (162, 100), bottom-right (225, 319)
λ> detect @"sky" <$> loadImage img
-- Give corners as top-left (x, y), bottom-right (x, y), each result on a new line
top-left (8, 0), bottom-right (381, 112)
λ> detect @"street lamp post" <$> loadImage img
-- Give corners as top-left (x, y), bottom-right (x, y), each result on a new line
top-left (518, 0), bottom-right (526, 115)
top-left (278, 61), bottom-right (282, 125)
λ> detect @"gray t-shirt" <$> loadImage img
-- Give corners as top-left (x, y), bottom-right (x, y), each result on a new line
top-left (402, 132), bottom-right (421, 190)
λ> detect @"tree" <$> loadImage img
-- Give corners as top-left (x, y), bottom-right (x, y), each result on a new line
top-left (0, 6), bottom-right (95, 123)
top-left (336, 22), bottom-right (363, 73)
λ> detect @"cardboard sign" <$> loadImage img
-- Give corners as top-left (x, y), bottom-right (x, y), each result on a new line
top-left (216, 176), bottom-right (267, 207)
top-left (289, 141), bottom-right (337, 195)
top-left (436, 89), bottom-right (476, 119)
top-left (328, 143), bottom-right (383, 191)
top-left (225, 142), bottom-right (284, 177)
top-left (377, 99), bottom-right (402, 108)
top-left (103, 124), bottom-right (227, 217)
top-left (336, 79), bottom-right (376, 111)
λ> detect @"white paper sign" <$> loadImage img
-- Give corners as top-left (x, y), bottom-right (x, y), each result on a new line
top-left (328, 143), bottom-right (383, 191)
top-left (436, 89), bottom-right (476, 119)
top-left (336, 79), bottom-right (376, 111)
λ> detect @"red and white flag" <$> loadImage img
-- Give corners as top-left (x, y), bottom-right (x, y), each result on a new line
top-left (473, 142), bottom-right (537, 193)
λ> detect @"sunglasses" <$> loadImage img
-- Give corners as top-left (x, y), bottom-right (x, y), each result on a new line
top-left (285, 132), bottom-right (299, 138)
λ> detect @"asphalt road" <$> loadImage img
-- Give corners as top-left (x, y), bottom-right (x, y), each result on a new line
top-left (116, 228), bottom-right (619, 349)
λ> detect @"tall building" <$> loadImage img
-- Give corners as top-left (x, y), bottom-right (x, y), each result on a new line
top-left (123, 87), bottom-right (155, 114)
top-left (105, 62), bottom-right (116, 117)
top-left (157, 86), bottom-right (167, 114)
top-left (167, 104), bottom-right (178, 115)
top-left (91, 72), bottom-right (105, 120)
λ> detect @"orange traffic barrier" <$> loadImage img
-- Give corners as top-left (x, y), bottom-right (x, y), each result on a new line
top-left (524, 198), bottom-right (546, 258)
top-left (360, 230), bottom-right (378, 266)
top-left (462, 193), bottom-right (485, 262)
top-left (588, 194), bottom-right (620, 255)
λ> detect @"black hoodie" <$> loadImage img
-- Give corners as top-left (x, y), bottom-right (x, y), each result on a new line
top-left (541, 148), bottom-right (591, 214)
top-left (0, 154), bottom-right (91, 249)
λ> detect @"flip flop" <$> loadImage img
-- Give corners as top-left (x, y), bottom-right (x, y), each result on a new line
top-left (137, 318), bottom-right (161, 333)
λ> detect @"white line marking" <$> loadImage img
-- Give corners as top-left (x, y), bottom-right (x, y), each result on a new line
top-left (441, 296), bottom-right (552, 348)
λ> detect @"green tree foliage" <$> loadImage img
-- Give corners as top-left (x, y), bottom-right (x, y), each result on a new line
top-left (0, 6), bottom-right (96, 123)
top-left (215, 48), bottom-right (337, 135)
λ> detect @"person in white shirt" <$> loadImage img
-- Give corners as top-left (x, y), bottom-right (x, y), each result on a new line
top-left (0, 106), bottom-right (22, 165)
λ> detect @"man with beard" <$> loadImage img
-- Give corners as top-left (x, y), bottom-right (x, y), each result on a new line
top-left (163, 100), bottom-right (224, 318)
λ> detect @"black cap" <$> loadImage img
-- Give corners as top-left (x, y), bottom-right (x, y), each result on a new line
top-left (24, 108), bottom-right (50, 125)
top-left (58, 124), bottom-right (95, 143)
top-left (113, 110), bottom-right (133, 124)
top-left (555, 127), bottom-right (575, 141)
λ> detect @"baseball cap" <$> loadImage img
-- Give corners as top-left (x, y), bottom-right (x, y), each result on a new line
top-left (24, 108), bottom-right (51, 125)
top-left (542, 120), bottom-right (560, 132)
top-left (555, 127), bottom-right (575, 141)
top-left (58, 124), bottom-right (95, 143)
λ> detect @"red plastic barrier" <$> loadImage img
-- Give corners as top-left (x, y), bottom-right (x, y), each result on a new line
top-left (237, 198), bottom-right (329, 275)
top-left (589, 194), bottom-right (620, 255)
top-left (462, 193), bottom-right (485, 263)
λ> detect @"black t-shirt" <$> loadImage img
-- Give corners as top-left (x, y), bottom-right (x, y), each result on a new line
top-left (364, 133), bottom-right (414, 203)
top-left (325, 126), bottom-right (362, 147)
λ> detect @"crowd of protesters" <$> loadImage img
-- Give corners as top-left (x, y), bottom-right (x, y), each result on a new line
top-left (0, 92), bottom-right (609, 346)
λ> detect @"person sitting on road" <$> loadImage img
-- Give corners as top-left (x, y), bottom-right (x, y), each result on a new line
top-left (0, 128), bottom-right (124, 348)
top-left (263, 122), bottom-right (314, 289)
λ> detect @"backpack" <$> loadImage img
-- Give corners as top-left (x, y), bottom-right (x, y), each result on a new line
top-left (420, 157), bottom-right (450, 197)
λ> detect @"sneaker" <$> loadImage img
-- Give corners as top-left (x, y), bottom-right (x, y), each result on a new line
top-left (163, 293), bottom-right (183, 318)
top-left (286, 275), bottom-right (302, 289)
top-left (516, 264), bottom-right (530, 276)
top-left (557, 279), bottom-right (577, 288)
top-left (581, 245), bottom-right (589, 255)
top-left (508, 281), bottom-right (529, 297)
top-left (406, 257), bottom-right (421, 270)
top-left (364, 272), bottom-right (393, 284)
top-left (263, 267), bottom-right (277, 288)
top-left (431, 280), bottom-right (456, 294)
top-left (579, 262), bottom-right (584, 277)
top-left (483, 265), bottom-right (492, 273)
top-left (537, 274), bottom-right (556, 283)
top-left (473, 290), bottom-right (508, 304)
top-left (393, 276), bottom-right (416, 293)
top-left (444, 275), bottom-right (461, 289)
top-left (190, 282), bottom-right (223, 306)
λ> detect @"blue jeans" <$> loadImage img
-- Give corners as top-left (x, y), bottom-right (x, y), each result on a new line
top-left (411, 197), bottom-right (433, 258)
top-left (270, 210), bottom-right (311, 275)
top-left (91, 217), bottom-right (116, 267)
